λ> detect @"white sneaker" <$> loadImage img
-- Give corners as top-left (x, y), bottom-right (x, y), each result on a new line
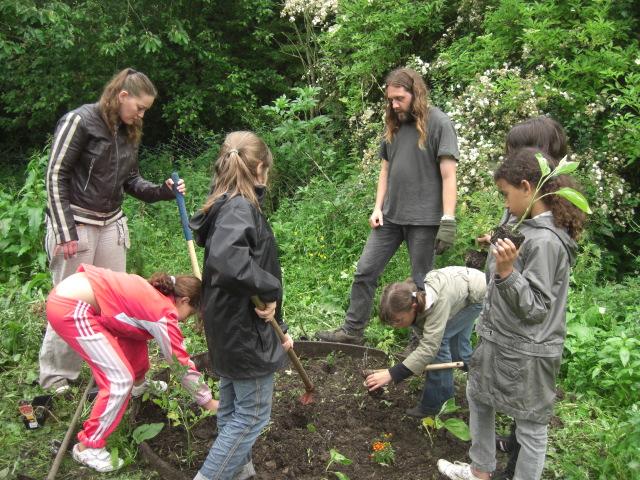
top-left (437, 459), bottom-right (483, 480)
top-left (53, 384), bottom-right (70, 395)
top-left (72, 443), bottom-right (123, 472)
top-left (131, 379), bottom-right (167, 398)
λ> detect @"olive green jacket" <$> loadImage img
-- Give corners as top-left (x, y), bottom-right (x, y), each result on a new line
top-left (403, 266), bottom-right (487, 375)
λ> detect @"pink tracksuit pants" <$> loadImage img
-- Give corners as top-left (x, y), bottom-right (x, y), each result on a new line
top-left (46, 292), bottom-right (149, 448)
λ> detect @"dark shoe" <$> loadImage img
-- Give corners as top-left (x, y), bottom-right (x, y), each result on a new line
top-left (315, 327), bottom-right (364, 345)
top-left (492, 470), bottom-right (513, 480)
top-left (496, 423), bottom-right (517, 452)
top-left (405, 405), bottom-right (438, 418)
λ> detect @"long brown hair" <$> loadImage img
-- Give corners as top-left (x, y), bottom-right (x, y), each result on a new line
top-left (494, 147), bottom-right (586, 240)
top-left (379, 279), bottom-right (426, 326)
top-left (99, 68), bottom-right (157, 144)
top-left (202, 131), bottom-right (273, 212)
top-left (383, 68), bottom-right (430, 149)
top-left (147, 272), bottom-right (202, 309)
top-left (505, 116), bottom-right (568, 163)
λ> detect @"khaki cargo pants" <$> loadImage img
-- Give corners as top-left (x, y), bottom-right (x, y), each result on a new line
top-left (39, 217), bottom-right (130, 390)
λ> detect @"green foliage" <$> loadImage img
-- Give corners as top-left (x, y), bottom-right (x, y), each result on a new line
top-left (0, 149), bottom-right (49, 289)
top-left (0, 0), bottom-right (296, 151)
top-left (319, 0), bottom-right (456, 119)
top-left (258, 86), bottom-right (343, 203)
top-left (325, 448), bottom-right (352, 479)
top-left (132, 423), bottom-right (164, 444)
top-left (562, 277), bottom-right (640, 407)
top-left (421, 398), bottom-right (471, 444)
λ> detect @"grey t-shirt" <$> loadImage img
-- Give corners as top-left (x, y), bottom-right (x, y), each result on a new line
top-left (379, 106), bottom-right (459, 225)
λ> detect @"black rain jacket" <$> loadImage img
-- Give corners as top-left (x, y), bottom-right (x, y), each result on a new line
top-left (189, 188), bottom-right (287, 379)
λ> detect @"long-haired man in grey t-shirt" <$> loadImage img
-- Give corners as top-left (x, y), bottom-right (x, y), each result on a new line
top-left (317, 67), bottom-right (459, 345)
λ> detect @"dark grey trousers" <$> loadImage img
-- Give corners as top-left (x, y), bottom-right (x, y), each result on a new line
top-left (343, 220), bottom-right (437, 335)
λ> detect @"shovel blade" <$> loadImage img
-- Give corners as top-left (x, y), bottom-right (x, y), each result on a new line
top-left (299, 391), bottom-right (315, 405)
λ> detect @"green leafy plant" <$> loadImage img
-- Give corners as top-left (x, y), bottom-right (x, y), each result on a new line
top-left (421, 398), bottom-right (470, 445)
top-left (132, 423), bottom-right (164, 444)
top-left (369, 433), bottom-right (395, 466)
top-left (150, 361), bottom-right (216, 464)
top-left (514, 154), bottom-right (592, 233)
top-left (325, 448), bottom-right (352, 480)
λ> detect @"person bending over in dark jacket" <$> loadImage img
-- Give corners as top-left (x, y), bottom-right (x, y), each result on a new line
top-left (190, 131), bottom-right (293, 480)
top-left (40, 68), bottom-right (185, 393)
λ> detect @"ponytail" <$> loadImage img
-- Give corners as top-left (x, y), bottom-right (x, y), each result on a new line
top-left (147, 272), bottom-right (202, 308)
top-left (202, 131), bottom-right (273, 212)
top-left (379, 278), bottom-right (425, 325)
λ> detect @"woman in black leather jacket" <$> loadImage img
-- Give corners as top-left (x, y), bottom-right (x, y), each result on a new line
top-left (40, 68), bottom-right (184, 392)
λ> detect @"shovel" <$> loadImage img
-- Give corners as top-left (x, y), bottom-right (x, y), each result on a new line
top-left (251, 296), bottom-right (315, 405)
top-left (170, 173), bottom-right (315, 405)
top-left (171, 172), bottom-right (201, 280)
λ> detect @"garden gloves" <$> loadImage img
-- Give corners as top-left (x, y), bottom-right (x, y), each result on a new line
top-left (435, 216), bottom-right (456, 254)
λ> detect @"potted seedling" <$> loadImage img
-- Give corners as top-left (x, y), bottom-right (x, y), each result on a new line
top-left (490, 153), bottom-right (592, 248)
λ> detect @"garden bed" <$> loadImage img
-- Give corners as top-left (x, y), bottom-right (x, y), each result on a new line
top-left (133, 343), bottom-right (473, 479)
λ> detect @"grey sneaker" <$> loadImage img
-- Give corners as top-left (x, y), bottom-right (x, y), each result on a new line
top-left (315, 327), bottom-right (364, 345)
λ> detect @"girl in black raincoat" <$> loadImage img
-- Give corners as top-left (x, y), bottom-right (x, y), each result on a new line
top-left (190, 131), bottom-right (293, 480)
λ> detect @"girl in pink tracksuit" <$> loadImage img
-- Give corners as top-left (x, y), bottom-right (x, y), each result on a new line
top-left (46, 263), bottom-right (218, 472)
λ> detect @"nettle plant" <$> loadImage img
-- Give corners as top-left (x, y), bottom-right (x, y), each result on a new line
top-left (491, 153), bottom-right (592, 248)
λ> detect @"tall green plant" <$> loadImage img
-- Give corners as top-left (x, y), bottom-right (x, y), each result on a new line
top-left (0, 149), bottom-right (48, 285)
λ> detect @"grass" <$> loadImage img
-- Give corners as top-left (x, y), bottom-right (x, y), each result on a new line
top-left (1, 153), bottom-right (638, 479)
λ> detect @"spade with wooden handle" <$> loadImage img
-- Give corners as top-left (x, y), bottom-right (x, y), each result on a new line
top-left (251, 296), bottom-right (315, 405)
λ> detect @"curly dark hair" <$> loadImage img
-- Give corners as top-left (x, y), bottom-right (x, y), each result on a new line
top-left (494, 147), bottom-right (586, 240)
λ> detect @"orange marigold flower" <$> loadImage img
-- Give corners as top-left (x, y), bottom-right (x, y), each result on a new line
top-left (372, 441), bottom-right (386, 451)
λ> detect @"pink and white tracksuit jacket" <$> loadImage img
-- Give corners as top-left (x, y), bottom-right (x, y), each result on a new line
top-left (46, 264), bottom-right (212, 448)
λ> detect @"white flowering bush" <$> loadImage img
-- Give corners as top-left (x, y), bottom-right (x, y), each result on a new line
top-left (282, 0), bottom-right (338, 26)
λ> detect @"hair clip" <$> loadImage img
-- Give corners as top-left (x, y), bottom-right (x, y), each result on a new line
top-left (411, 291), bottom-right (417, 299)
top-left (170, 275), bottom-right (176, 286)
top-left (228, 148), bottom-right (239, 155)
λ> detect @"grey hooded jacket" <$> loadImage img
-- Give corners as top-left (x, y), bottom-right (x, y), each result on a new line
top-left (468, 212), bottom-right (577, 424)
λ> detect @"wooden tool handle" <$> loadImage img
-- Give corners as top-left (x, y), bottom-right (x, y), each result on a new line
top-left (46, 379), bottom-right (95, 480)
top-left (424, 361), bottom-right (465, 371)
top-left (250, 296), bottom-right (314, 393)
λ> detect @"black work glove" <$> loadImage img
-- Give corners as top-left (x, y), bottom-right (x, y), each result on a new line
top-left (435, 218), bottom-right (457, 254)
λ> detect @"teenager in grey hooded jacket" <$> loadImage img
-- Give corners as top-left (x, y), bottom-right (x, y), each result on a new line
top-left (438, 147), bottom-right (587, 480)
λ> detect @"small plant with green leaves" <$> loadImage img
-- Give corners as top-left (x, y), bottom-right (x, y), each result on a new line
top-left (149, 360), bottom-right (216, 465)
top-left (325, 448), bottom-right (352, 480)
top-left (421, 398), bottom-right (470, 445)
top-left (491, 153), bottom-right (592, 248)
top-left (369, 433), bottom-right (395, 466)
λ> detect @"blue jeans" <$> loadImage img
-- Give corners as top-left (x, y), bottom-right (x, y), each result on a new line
top-left (419, 302), bottom-right (481, 413)
top-left (195, 374), bottom-right (274, 480)
top-left (344, 221), bottom-right (437, 335)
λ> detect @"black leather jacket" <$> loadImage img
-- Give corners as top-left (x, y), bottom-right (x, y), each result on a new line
top-left (190, 189), bottom-right (288, 379)
top-left (46, 103), bottom-right (173, 243)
